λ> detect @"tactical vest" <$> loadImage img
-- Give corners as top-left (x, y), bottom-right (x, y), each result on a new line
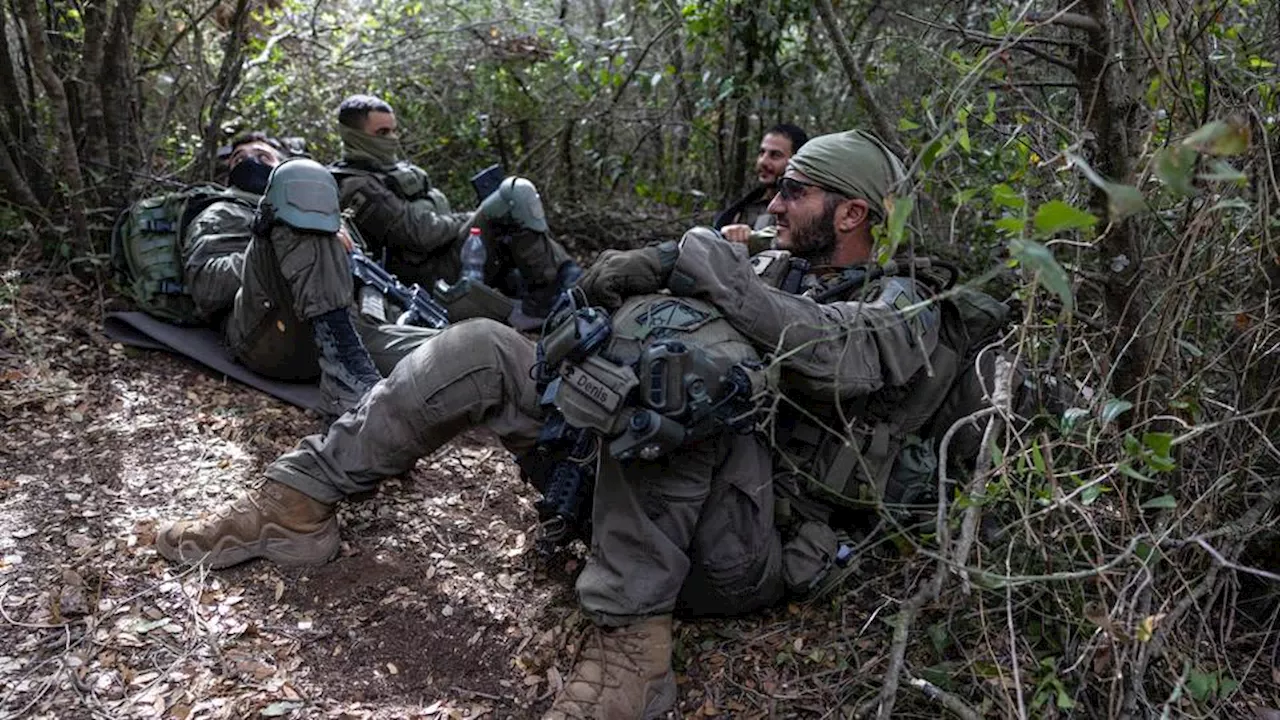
top-left (753, 252), bottom-right (1011, 519)
top-left (330, 160), bottom-right (451, 210)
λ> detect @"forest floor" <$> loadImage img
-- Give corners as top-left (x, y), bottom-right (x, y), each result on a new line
top-left (0, 266), bottom-right (904, 720)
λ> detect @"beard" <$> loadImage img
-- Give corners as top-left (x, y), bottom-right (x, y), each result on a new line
top-left (785, 200), bottom-right (839, 262)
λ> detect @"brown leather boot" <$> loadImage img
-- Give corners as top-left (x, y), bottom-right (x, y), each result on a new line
top-left (544, 615), bottom-right (677, 720)
top-left (156, 480), bottom-right (339, 569)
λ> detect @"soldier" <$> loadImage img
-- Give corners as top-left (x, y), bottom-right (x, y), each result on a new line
top-left (157, 131), bottom-right (978, 719)
top-left (184, 132), bottom-right (439, 416)
top-left (331, 94), bottom-right (581, 318)
top-left (713, 123), bottom-right (808, 251)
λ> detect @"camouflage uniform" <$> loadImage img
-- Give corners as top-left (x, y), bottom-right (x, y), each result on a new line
top-left (181, 195), bottom-right (437, 381)
top-left (256, 228), bottom-right (941, 622)
top-left (333, 160), bottom-right (573, 295)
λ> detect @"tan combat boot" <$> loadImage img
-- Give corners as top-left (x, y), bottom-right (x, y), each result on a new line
top-left (156, 480), bottom-right (339, 569)
top-left (544, 615), bottom-right (677, 720)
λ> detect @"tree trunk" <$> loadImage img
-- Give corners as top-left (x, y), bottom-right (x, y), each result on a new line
top-left (79, 0), bottom-right (113, 172)
top-left (559, 120), bottom-right (576, 202)
top-left (0, 130), bottom-right (42, 212)
top-left (100, 0), bottom-right (140, 199)
top-left (1075, 0), bottom-right (1152, 412)
top-left (14, 0), bottom-right (89, 246)
top-left (201, 0), bottom-right (251, 178)
top-left (0, 3), bottom-right (52, 204)
top-left (722, 1), bottom-right (758, 206)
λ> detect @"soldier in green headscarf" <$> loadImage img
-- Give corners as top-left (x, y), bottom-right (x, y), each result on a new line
top-left (154, 130), bottom-right (1003, 720)
top-left (330, 94), bottom-right (580, 318)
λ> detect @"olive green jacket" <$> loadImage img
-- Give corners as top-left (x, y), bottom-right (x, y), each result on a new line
top-left (668, 228), bottom-right (940, 401)
top-left (181, 190), bottom-right (259, 320)
top-left (334, 164), bottom-right (474, 287)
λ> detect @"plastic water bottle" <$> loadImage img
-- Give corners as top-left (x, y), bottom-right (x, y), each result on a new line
top-left (461, 227), bottom-right (486, 283)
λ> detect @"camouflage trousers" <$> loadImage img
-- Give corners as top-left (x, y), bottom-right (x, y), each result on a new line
top-left (223, 226), bottom-right (438, 381)
top-left (263, 319), bottom-right (784, 622)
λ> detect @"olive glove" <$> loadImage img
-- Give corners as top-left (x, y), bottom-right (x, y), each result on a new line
top-left (575, 241), bottom-right (680, 310)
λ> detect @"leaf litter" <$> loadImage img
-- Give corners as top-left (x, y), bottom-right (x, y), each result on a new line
top-left (2, 270), bottom-right (912, 719)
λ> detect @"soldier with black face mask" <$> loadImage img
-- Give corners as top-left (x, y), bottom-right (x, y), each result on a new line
top-left (182, 132), bottom-right (441, 417)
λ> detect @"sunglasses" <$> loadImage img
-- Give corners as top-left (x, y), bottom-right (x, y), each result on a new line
top-left (776, 176), bottom-right (848, 202)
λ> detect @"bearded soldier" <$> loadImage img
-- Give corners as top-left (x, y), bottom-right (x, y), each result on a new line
top-left (713, 123), bottom-right (808, 252)
top-left (156, 130), bottom-right (1007, 719)
top-left (331, 94), bottom-right (581, 318)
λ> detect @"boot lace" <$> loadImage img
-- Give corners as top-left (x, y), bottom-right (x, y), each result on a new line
top-left (554, 625), bottom-right (649, 718)
top-left (204, 477), bottom-right (269, 524)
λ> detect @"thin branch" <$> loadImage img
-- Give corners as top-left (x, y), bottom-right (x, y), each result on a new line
top-left (814, 0), bottom-right (907, 160)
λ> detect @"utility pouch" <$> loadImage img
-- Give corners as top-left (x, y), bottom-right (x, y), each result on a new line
top-left (777, 420), bottom-right (900, 511)
top-left (540, 305), bottom-right (612, 369)
top-left (554, 355), bottom-right (638, 436)
top-left (385, 163), bottom-right (428, 200)
top-left (433, 277), bottom-right (514, 322)
top-left (609, 409), bottom-right (686, 462)
top-left (637, 341), bottom-right (725, 417)
top-left (781, 521), bottom-right (838, 596)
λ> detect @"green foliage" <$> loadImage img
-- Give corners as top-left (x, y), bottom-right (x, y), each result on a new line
top-left (1009, 238), bottom-right (1074, 312)
top-left (1032, 200), bottom-right (1097, 236)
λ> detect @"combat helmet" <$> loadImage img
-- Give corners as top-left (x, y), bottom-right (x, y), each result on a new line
top-left (260, 158), bottom-right (342, 233)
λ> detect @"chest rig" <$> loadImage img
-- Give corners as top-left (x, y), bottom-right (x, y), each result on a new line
top-left (753, 253), bottom-right (962, 520)
top-left (332, 161), bottom-right (449, 207)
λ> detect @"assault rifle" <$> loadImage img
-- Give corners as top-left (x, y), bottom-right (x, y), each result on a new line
top-left (349, 248), bottom-right (450, 329)
top-left (516, 410), bottom-right (596, 556)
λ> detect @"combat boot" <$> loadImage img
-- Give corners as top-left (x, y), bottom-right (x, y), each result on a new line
top-left (544, 615), bottom-right (677, 720)
top-left (156, 480), bottom-right (339, 569)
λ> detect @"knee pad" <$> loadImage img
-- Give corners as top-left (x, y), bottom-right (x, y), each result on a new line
top-left (477, 177), bottom-right (548, 233)
top-left (261, 158), bottom-right (342, 233)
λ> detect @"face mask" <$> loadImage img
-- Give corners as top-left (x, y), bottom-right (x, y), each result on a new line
top-left (340, 125), bottom-right (403, 169)
top-left (229, 157), bottom-right (273, 195)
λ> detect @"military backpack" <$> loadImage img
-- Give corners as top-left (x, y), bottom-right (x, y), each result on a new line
top-left (110, 185), bottom-right (250, 324)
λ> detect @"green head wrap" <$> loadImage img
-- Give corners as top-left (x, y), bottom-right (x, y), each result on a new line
top-left (786, 130), bottom-right (906, 225)
top-left (339, 125), bottom-right (403, 169)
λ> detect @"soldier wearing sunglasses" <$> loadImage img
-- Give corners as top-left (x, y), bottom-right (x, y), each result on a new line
top-left (156, 130), bottom-right (972, 720)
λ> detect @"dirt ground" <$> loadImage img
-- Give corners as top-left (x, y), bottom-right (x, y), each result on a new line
top-left (1, 270), bottom-right (900, 719)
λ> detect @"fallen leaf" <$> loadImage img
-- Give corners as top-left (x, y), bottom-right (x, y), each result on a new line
top-left (260, 701), bottom-right (302, 717)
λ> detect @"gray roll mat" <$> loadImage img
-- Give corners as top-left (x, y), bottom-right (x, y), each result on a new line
top-left (103, 312), bottom-right (324, 412)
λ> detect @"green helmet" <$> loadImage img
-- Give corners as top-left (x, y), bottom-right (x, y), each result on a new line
top-left (606, 294), bottom-right (758, 371)
top-left (261, 158), bottom-right (341, 233)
